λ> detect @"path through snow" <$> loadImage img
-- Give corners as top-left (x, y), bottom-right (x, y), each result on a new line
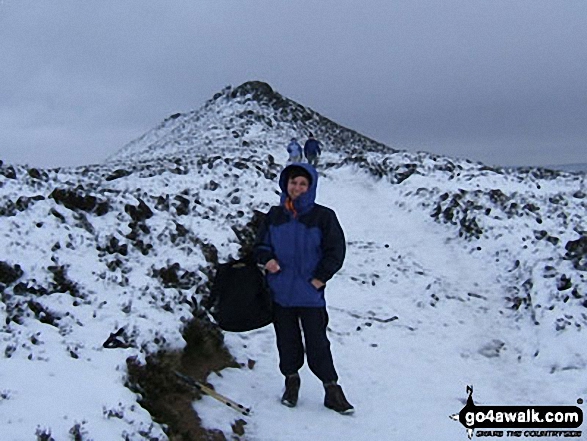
top-left (194, 167), bottom-right (582, 441)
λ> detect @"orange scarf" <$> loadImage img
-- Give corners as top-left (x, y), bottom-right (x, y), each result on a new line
top-left (285, 197), bottom-right (298, 218)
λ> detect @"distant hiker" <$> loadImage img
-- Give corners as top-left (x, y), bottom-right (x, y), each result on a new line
top-left (303, 132), bottom-right (322, 166)
top-left (286, 138), bottom-right (303, 163)
top-left (254, 163), bottom-right (354, 414)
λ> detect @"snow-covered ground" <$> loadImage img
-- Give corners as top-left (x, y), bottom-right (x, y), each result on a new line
top-left (194, 167), bottom-right (587, 441)
top-left (0, 82), bottom-right (585, 440)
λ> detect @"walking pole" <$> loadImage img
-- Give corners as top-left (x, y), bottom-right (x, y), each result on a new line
top-left (174, 371), bottom-right (251, 416)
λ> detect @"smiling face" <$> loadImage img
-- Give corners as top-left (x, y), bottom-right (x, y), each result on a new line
top-left (287, 176), bottom-right (310, 200)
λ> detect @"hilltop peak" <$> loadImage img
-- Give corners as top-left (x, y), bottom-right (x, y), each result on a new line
top-left (109, 81), bottom-right (393, 164)
top-left (230, 81), bottom-right (276, 100)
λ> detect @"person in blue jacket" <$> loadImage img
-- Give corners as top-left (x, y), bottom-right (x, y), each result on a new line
top-left (286, 137), bottom-right (303, 163)
top-left (255, 162), bottom-right (354, 414)
top-left (303, 132), bottom-right (322, 166)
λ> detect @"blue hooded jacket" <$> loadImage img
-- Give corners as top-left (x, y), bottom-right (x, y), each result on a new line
top-left (255, 163), bottom-right (346, 307)
top-left (286, 139), bottom-right (302, 158)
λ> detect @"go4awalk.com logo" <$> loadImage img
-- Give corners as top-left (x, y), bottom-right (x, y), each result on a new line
top-left (450, 386), bottom-right (584, 439)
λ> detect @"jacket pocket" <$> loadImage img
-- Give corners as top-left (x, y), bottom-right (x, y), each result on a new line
top-left (298, 279), bottom-right (325, 306)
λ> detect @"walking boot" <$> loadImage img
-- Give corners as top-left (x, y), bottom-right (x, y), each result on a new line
top-left (281, 373), bottom-right (300, 407)
top-left (324, 383), bottom-right (354, 414)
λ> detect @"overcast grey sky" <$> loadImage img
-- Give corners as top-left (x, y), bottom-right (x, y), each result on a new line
top-left (1, 0), bottom-right (586, 168)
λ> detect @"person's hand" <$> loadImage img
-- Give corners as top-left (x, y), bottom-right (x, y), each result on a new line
top-left (265, 259), bottom-right (281, 274)
top-left (311, 278), bottom-right (325, 290)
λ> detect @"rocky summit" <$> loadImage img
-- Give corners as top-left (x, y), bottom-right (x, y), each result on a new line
top-left (110, 81), bottom-right (392, 164)
top-left (0, 81), bottom-right (585, 440)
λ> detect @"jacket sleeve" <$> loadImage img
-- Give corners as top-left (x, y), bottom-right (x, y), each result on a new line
top-left (253, 208), bottom-right (276, 265)
top-left (313, 208), bottom-right (346, 283)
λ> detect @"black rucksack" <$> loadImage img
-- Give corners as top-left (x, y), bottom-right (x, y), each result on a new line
top-left (209, 259), bottom-right (272, 332)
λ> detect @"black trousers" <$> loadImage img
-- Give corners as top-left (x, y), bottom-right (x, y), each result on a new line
top-left (272, 303), bottom-right (338, 384)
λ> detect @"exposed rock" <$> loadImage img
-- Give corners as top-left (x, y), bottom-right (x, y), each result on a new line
top-left (564, 235), bottom-right (587, 271)
top-left (105, 169), bottom-right (133, 181)
top-left (173, 195), bottom-right (190, 215)
top-left (125, 198), bottom-right (153, 222)
top-left (0, 262), bottom-right (23, 285)
top-left (27, 168), bottom-right (49, 180)
top-left (0, 165), bottom-right (17, 179)
top-left (152, 263), bottom-right (201, 290)
top-left (557, 274), bottom-right (573, 291)
top-left (479, 339), bottom-right (506, 358)
top-left (47, 265), bottom-right (83, 298)
top-left (49, 188), bottom-right (110, 215)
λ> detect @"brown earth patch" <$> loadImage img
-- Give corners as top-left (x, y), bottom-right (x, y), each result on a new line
top-left (125, 317), bottom-right (242, 440)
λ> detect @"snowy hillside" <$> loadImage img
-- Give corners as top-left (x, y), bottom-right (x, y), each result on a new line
top-left (541, 163), bottom-right (587, 174)
top-left (1, 81), bottom-right (585, 440)
top-left (110, 81), bottom-right (392, 164)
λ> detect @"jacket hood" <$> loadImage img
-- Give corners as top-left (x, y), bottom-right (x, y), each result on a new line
top-left (279, 163), bottom-right (318, 214)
